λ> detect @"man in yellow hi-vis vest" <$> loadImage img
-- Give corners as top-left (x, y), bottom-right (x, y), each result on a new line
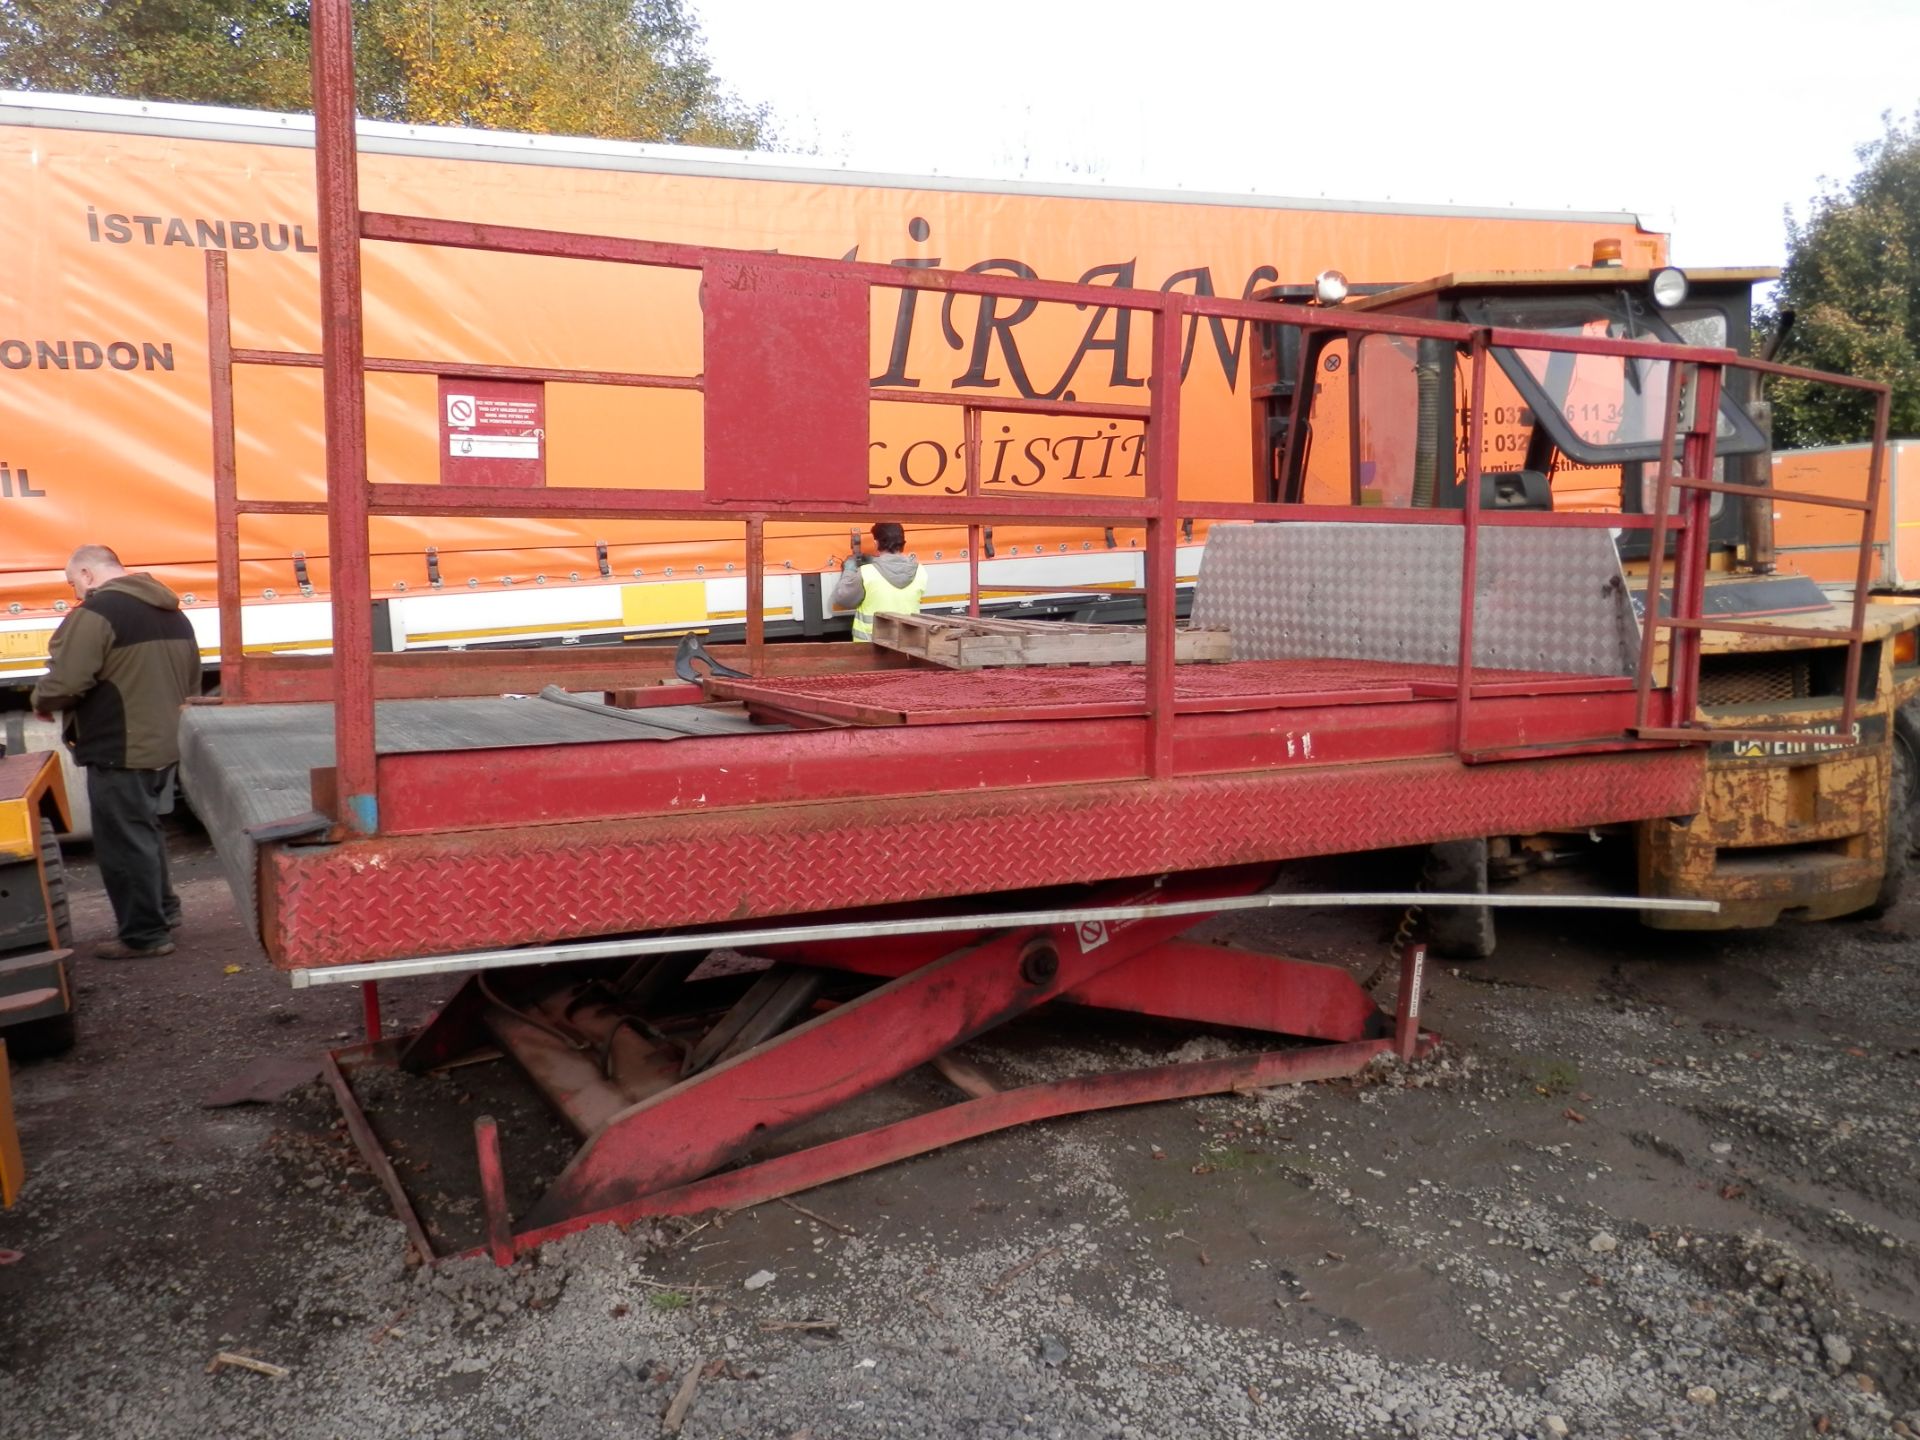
top-left (832, 522), bottom-right (926, 643)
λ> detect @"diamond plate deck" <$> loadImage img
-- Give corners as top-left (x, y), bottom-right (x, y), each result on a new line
top-left (1191, 523), bottom-right (1641, 675)
top-left (263, 747), bottom-right (1704, 969)
top-left (704, 657), bottom-right (1628, 726)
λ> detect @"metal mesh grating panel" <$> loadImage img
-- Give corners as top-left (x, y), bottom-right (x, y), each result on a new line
top-left (1696, 654), bottom-right (1810, 707)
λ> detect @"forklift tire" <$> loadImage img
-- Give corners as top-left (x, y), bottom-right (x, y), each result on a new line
top-left (6, 817), bottom-right (76, 1059)
top-left (1866, 707), bottom-right (1920, 918)
top-left (39, 817), bottom-right (72, 948)
top-left (1424, 838), bottom-right (1496, 960)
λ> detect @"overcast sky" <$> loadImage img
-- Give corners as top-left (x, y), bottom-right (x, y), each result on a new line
top-left (699, 0), bottom-right (1920, 273)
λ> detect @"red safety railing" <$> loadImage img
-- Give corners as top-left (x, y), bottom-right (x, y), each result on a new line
top-left (214, 0), bottom-right (1887, 838)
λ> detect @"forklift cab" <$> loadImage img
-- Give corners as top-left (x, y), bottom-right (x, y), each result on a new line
top-left (1249, 266), bottom-right (1778, 564)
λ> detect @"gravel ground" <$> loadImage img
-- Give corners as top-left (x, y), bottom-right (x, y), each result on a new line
top-left (3, 828), bottom-right (1919, 1439)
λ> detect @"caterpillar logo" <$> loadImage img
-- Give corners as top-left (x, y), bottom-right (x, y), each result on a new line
top-left (1714, 716), bottom-right (1878, 760)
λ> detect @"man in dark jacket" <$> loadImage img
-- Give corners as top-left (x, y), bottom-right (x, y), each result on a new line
top-left (31, 546), bottom-right (201, 958)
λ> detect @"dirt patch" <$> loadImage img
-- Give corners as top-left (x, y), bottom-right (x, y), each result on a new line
top-left (4, 827), bottom-right (1919, 1438)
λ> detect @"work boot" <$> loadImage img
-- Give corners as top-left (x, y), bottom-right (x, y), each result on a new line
top-left (95, 939), bottom-right (176, 960)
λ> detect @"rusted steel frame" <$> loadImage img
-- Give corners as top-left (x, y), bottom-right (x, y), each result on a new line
top-left (508, 1036), bottom-right (1409, 1246)
top-left (235, 642), bottom-right (894, 704)
top-left (234, 499), bottom-right (329, 516)
top-left (311, 0), bottom-right (377, 834)
top-left (1059, 941), bottom-right (1380, 1040)
top-left (1665, 475), bottom-right (1870, 512)
top-left (367, 688), bottom-right (1672, 834)
top-left (205, 251), bottom-right (246, 690)
top-left (356, 208), bottom-right (1531, 356)
top-left (1632, 725), bottom-right (1869, 745)
top-left (364, 483), bottom-right (1159, 525)
top-left (231, 346), bottom-right (701, 391)
top-left (967, 531), bottom-right (983, 616)
top-left (361, 980), bottom-right (381, 1042)
top-left (1175, 500), bottom-right (1666, 530)
top-left (1454, 333), bottom-right (1489, 757)
top-left (1658, 617), bottom-right (1862, 642)
top-left (1144, 301), bottom-right (1185, 781)
top-left (474, 1115), bottom-right (514, 1268)
top-left (1671, 364), bottom-right (1723, 726)
top-left (321, 1049), bottom-right (436, 1265)
top-left (272, 740), bottom-right (1705, 970)
top-left (745, 516), bottom-right (766, 676)
top-left (517, 870), bottom-right (1275, 1229)
top-left (1461, 735), bottom-right (1688, 764)
top-left (1187, 288), bottom-right (1751, 368)
top-left (876, 388), bottom-right (1150, 422)
top-left (365, 210), bottom-right (1191, 318)
top-left (962, 406), bottom-right (983, 498)
top-left (1843, 390), bottom-right (1893, 733)
top-left (963, 408), bottom-right (985, 617)
top-left (1634, 362), bottom-right (1687, 731)
top-left (359, 206), bottom-right (1758, 384)
top-left (1394, 941), bottom-right (1427, 1062)
top-left (1484, 324), bottom-right (1741, 367)
top-left (1734, 354), bottom-right (1896, 393)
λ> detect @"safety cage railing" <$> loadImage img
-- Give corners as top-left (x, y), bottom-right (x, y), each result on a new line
top-left (209, 0), bottom-right (1892, 839)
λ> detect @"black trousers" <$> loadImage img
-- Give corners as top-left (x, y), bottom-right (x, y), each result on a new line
top-left (88, 764), bottom-right (179, 949)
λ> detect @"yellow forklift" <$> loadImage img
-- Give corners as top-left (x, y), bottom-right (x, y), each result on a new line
top-left (0, 748), bottom-right (75, 1206)
top-left (1252, 260), bottom-right (1920, 952)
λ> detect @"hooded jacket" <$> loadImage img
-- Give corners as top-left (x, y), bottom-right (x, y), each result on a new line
top-left (831, 551), bottom-right (922, 611)
top-left (31, 574), bottom-right (201, 769)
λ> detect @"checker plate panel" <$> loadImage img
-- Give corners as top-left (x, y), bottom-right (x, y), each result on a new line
top-left (265, 748), bottom-right (1703, 969)
top-left (1191, 523), bottom-right (1641, 675)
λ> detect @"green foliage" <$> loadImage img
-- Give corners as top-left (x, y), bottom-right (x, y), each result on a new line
top-left (1760, 112), bottom-right (1920, 447)
top-left (0, 0), bottom-right (769, 147)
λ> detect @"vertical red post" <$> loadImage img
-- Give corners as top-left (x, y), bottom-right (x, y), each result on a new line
top-left (311, 0), bottom-right (378, 833)
top-left (1633, 361), bottom-right (1687, 731)
top-left (967, 524), bottom-right (982, 618)
top-left (474, 1115), bottom-right (515, 1268)
top-left (1841, 388), bottom-right (1893, 734)
top-left (963, 406), bottom-right (982, 498)
top-left (1671, 364), bottom-right (1722, 726)
top-left (1454, 333), bottom-right (1488, 756)
top-left (1394, 940), bottom-right (1427, 1062)
top-left (1143, 298), bottom-right (1185, 781)
top-left (745, 516), bottom-right (766, 677)
top-left (360, 980), bottom-right (381, 1042)
top-left (205, 251), bottom-right (246, 697)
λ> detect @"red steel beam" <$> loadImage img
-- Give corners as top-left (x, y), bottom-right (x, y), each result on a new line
top-left (1145, 301), bottom-right (1184, 781)
top-left (232, 642), bottom-right (901, 704)
top-left (1455, 332), bottom-right (1489, 758)
top-left (507, 1036), bottom-right (1410, 1249)
top-left (1842, 389), bottom-right (1893, 730)
top-left (311, 0), bottom-right (377, 833)
top-left (231, 346), bottom-right (702, 392)
top-left (363, 482), bottom-right (1160, 524)
top-left (262, 745), bottom-right (1704, 969)
top-left (518, 870), bottom-right (1267, 1226)
top-left (205, 252), bottom-right (246, 688)
top-left (362, 688), bottom-right (1677, 836)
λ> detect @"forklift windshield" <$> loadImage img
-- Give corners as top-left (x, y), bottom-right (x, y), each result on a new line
top-left (1461, 293), bottom-right (1768, 466)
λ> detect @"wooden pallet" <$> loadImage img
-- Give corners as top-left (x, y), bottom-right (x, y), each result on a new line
top-left (870, 612), bottom-right (1231, 670)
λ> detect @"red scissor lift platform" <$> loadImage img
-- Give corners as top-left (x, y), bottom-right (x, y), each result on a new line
top-left (173, 0), bottom-right (1884, 1263)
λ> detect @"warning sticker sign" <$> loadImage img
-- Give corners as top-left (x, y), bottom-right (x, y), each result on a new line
top-left (438, 377), bottom-right (546, 487)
